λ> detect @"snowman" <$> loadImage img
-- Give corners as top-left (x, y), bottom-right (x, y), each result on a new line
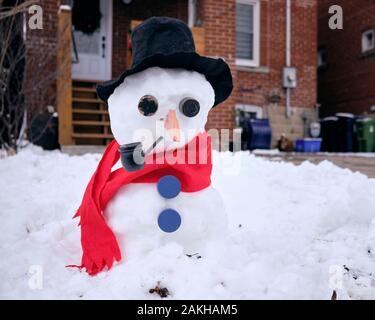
top-left (74, 17), bottom-right (233, 275)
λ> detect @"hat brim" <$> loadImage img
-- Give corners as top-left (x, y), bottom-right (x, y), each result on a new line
top-left (96, 52), bottom-right (233, 107)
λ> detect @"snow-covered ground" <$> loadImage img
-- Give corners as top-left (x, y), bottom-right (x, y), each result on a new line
top-left (1, 145), bottom-right (375, 299)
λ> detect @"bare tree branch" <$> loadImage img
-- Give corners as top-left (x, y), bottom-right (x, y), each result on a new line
top-left (0, 0), bottom-right (38, 20)
top-left (1, 0), bottom-right (69, 154)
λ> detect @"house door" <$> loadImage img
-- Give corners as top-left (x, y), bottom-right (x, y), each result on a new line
top-left (72, 0), bottom-right (112, 81)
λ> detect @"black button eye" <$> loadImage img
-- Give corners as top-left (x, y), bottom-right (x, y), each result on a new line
top-left (179, 98), bottom-right (200, 117)
top-left (138, 95), bottom-right (158, 116)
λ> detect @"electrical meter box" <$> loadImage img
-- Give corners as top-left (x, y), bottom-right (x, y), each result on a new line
top-left (283, 67), bottom-right (297, 88)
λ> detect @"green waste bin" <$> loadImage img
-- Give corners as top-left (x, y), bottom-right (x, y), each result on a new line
top-left (355, 118), bottom-right (375, 152)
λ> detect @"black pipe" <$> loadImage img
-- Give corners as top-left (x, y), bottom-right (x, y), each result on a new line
top-left (118, 136), bottom-right (163, 172)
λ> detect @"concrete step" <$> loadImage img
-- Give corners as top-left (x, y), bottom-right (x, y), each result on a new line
top-left (61, 145), bottom-right (106, 155)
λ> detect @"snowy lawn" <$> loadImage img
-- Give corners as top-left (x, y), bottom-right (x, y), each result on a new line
top-left (1, 146), bottom-right (375, 299)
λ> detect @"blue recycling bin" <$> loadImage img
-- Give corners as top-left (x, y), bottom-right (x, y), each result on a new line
top-left (295, 138), bottom-right (322, 153)
top-left (247, 118), bottom-right (272, 150)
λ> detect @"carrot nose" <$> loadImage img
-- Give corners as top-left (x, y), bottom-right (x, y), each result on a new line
top-left (164, 109), bottom-right (180, 142)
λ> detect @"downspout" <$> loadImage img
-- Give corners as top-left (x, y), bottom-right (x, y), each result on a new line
top-left (188, 0), bottom-right (196, 28)
top-left (285, 0), bottom-right (292, 118)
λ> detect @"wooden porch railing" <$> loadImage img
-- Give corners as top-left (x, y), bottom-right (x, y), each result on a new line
top-left (191, 27), bottom-right (205, 55)
top-left (57, 5), bottom-right (73, 145)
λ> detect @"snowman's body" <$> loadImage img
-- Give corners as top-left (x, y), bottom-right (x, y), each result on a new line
top-left (106, 183), bottom-right (227, 254)
top-left (105, 67), bottom-right (227, 255)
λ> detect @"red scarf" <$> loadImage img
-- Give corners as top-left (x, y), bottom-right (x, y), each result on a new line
top-left (73, 133), bottom-right (212, 275)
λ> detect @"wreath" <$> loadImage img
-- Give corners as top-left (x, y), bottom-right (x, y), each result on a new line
top-left (72, 0), bottom-right (102, 34)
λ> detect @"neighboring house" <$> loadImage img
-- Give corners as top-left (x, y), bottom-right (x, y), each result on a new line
top-left (25, 0), bottom-right (317, 147)
top-left (318, 0), bottom-right (375, 117)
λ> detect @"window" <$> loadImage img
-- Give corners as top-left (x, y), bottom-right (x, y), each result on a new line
top-left (362, 29), bottom-right (374, 53)
top-left (318, 47), bottom-right (327, 68)
top-left (236, 0), bottom-right (260, 67)
top-left (235, 104), bottom-right (263, 119)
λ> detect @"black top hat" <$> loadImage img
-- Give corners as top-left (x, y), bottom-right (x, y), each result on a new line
top-left (97, 16), bottom-right (233, 107)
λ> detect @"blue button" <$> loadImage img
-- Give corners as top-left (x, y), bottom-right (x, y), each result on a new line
top-left (157, 175), bottom-right (181, 199)
top-left (158, 209), bottom-right (181, 233)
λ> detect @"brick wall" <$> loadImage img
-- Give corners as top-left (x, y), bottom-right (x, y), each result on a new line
top-left (25, 0), bottom-right (64, 114)
top-left (202, 0), bottom-right (317, 144)
top-left (202, 0), bottom-right (237, 132)
top-left (112, 0), bottom-right (188, 77)
top-left (24, 0), bottom-right (318, 146)
top-left (318, 0), bottom-right (375, 116)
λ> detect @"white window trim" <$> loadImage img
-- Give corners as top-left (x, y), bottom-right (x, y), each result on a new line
top-left (235, 104), bottom-right (263, 118)
top-left (362, 29), bottom-right (374, 53)
top-left (235, 0), bottom-right (260, 67)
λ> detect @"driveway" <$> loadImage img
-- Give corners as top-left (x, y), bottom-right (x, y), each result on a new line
top-left (255, 152), bottom-right (375, 179)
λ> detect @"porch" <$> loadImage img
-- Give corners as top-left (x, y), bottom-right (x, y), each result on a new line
top-left (57, 0), bottom-right (205, 146)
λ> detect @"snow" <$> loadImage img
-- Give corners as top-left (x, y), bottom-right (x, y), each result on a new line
top-left (1, 145), bottom-right (375, 299)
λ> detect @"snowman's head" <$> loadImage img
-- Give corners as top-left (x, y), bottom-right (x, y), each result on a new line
top-left (108, 67), bottom-right (215, 152)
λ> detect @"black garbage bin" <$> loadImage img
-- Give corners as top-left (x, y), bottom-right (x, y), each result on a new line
top-left (237, 110), bottom-right (252, 150)
top-left (335, 113), bottom-right (355, 152)
top-left (320, 116), bottom-right (338, 152)
top-left (29, 114), bottom-right (60, 150)
top-left (247, 118), bottom-right (272, 150)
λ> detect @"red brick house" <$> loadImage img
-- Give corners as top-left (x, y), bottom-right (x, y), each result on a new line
top-left (25, 0), bottom-right (318, 147)
top-left (318, 0), bottom-right (375, 117)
